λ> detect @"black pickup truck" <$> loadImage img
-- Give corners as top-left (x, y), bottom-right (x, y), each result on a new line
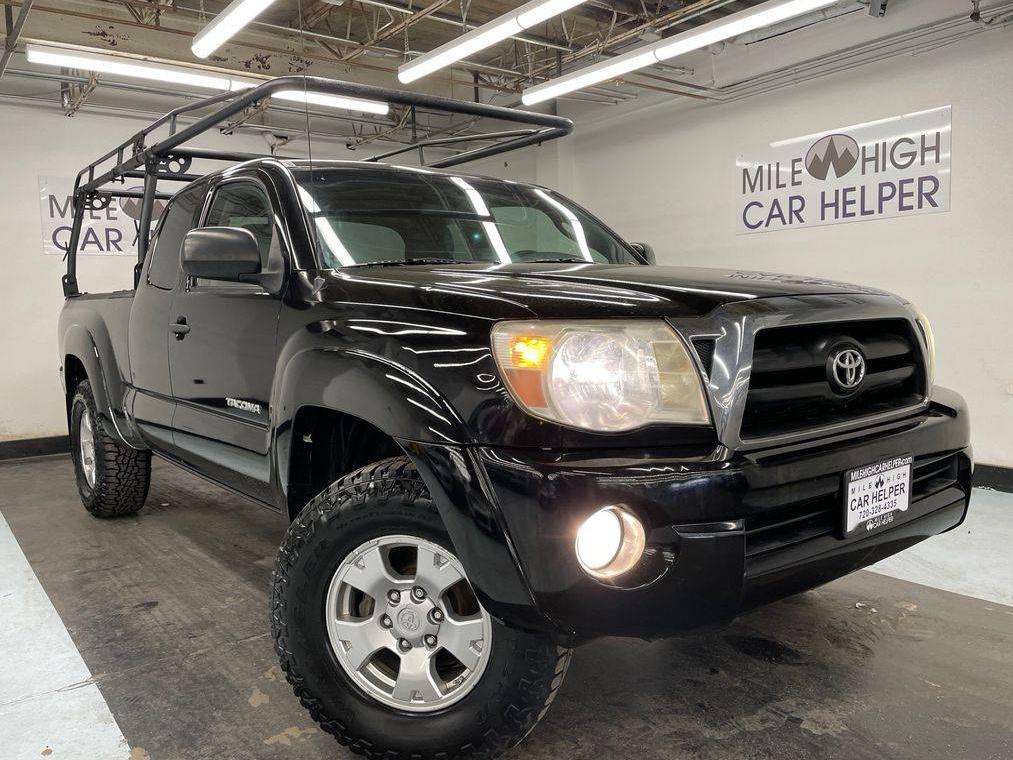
top-left (58, 78), bottom-right (971, 760)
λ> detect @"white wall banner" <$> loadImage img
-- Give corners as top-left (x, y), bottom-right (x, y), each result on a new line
top-left (38, 176), bottom-right (165, 256)
top-left (736, 106), bottom-right (951, 235)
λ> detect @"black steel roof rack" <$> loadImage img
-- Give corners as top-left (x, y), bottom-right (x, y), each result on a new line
top-left (63, 75), bottom-right (573, 297)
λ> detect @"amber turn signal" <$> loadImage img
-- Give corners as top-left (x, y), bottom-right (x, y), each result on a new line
top-left (511, 337), bottom-right (552, 368)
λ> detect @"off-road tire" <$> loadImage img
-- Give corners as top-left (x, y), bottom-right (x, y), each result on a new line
top-left (270, 456), bottom-right (572, 760)
top-left (70, 380), bottom-right (151, 517)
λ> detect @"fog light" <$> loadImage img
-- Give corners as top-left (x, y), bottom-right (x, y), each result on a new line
top-left (575, 506), bottom-right (646, 579)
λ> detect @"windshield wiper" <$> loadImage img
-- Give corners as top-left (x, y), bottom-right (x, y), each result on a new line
top-left (522, 257), bottom-right (593, 264)
top-left (352, 258), bottom-right (467, 267)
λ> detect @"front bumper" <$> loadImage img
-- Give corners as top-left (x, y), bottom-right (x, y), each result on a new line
top-left (409, 388), bottom-right (971, 643)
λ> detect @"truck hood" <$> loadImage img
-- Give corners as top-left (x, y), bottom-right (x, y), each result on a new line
top-left (320, 263), bottom-right (894, 320)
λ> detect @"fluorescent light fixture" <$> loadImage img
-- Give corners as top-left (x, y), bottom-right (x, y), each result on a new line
top-left (524, 50), bottom-right (657, 105)
top-left (27, 43), bottom-right (389, 115)
top-left (398, 0), bottom-right (586, 84)
top-left (516, 0), bottom-right (586, 27)
top-left (273, 89), bottom-right (389, 115)
top-left (26, 43), bottom-right (233, 90)
top-left (522, 0), bottom-right (841, 105)
top-left (192, 0), bottom-right (279, 59)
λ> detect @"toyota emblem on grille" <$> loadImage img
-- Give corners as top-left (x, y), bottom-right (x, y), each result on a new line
top-left (829, 347), bottom-right (866, 392)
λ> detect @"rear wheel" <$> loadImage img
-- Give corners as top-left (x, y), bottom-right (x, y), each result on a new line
top-left (70, 380), bottom-right (150, 517)
top-left (271, 456), bottom-right (571, 759)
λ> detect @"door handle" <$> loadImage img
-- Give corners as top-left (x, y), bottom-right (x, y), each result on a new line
top-left (171, 317), bottom-right (190, 339)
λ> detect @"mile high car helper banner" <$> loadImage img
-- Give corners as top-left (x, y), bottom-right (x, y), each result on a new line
top-left (38, 176), bottom-right (165, 256)
top-left (735, 106), bottom-right (951, 234)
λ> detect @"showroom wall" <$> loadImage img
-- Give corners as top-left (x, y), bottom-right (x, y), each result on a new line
top-left (2, 22), bottom-right (1010, 469)
top-left (0, 101), bottom-right (532, 444)
top-left (540, 28), bottom-right (1013, 467)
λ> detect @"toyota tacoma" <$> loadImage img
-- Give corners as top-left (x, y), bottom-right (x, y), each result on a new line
top-left (57, 77), bottom-right (971, 760)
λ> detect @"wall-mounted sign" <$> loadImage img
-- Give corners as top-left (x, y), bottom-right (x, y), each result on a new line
top-left (38, 176), bottom-right (164, 256)
top-left (736, 106), bottom-right (951, 234)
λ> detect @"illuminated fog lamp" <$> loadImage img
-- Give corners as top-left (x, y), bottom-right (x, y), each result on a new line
top-left (575, 506), bottom-right (646, 579)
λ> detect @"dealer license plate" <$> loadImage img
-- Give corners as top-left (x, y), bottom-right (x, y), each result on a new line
top-left (844, 455), bottom-right (913, 536)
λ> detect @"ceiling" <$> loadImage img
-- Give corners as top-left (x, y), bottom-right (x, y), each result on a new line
top-left (61, 0), bottom-right (770, 98)
top-left (1, 0), bottom-right (1008, 156)
top-left (0, 0), bottom-right (776, 155)
top-left (0, 1), bottom-right (771, 107)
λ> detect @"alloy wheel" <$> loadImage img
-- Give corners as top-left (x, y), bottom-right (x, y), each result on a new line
top-left (79, 409), bottom-right (97, 488)
top-left (325, 535), bottom-right (492, 713)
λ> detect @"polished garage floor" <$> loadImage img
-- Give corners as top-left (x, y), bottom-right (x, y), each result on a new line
top-left (1, 456), bottom-right (1011, 760)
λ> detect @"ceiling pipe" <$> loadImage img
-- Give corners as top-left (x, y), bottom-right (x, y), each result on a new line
top-left (732, 1), bottom-right (860, 45)
top-left (4, 66), bottom-right (394, 129)
top-left (348, 0), bottom-right (573, 51)
top-left (343, 0), bottom-right (458, 61)
top-left (521, 0), bottom-right (741, 82)
top-left (678, 0), bottom-right (1013, 101)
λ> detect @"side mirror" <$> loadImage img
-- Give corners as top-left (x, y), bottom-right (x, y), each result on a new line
top-left (182, 227), bottom-right (261, 281)
top-left (630, 242), bottom-right (656, 265)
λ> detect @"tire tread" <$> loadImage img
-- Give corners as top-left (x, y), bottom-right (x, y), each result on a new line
top-left (71, 380), bottom-right (150, 517)
top-left (270, 456), bottom-right (570, 760)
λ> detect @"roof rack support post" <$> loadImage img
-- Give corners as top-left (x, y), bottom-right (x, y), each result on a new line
top-left (133, 164), bottom-right (158, 288)
top-left (62, 191), bottom-right (85, 297)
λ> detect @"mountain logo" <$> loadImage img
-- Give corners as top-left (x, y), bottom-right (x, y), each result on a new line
top-left (805, 133), bottom-right (859, 180)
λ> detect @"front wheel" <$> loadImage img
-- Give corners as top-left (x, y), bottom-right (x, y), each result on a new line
top-left (270, 456), bottom-right (571, 759)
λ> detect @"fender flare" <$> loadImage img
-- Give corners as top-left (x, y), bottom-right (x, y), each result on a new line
top-left (270, 344), bottom-right (474, 497)
top-left (62, 324), bottom-right (144, 448)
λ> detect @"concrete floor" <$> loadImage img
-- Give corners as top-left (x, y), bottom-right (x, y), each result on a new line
top-left (1, 455), bottom-right (1011, 760)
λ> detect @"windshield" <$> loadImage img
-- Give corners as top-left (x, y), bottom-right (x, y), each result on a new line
top-left (293, 167), bottom-right (640, 267)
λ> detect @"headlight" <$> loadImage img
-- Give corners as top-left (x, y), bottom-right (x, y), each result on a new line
top-left (907, 303), bottom-right (936, 386)
top-left (491, 320), bottom-right (710, 432)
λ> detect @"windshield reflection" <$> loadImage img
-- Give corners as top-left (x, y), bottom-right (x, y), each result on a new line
top-left (293, 167), bottom-right (638, 269)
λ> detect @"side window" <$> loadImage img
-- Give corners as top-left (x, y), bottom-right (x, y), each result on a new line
top-left (204, 182), bottom-right (275, 267)
top-left (146, 186), bottom-right (201, 289)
